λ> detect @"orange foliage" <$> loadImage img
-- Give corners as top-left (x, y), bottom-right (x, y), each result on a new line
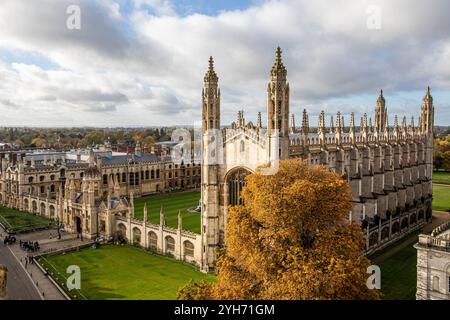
top-left (178, 160), bottom-right (380, 300)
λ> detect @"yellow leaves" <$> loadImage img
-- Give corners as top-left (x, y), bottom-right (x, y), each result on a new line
top-left (178, 159), bottom-right (380, 300)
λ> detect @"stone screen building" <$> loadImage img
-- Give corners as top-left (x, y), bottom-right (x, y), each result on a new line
top-left (416, 222), bottom-right (450, 300)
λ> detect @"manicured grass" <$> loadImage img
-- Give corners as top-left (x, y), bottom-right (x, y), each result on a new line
top-left (432, 184), bottom-right (450, 212)
top-left (378, 244), bottom-right (417, 300)
top-left (38, 245), bottom-right (214, 300)
top-left (0, 205), bottom-right (54, 233)
top-left (133, 191), bottom-right (201, 233)
top-left (433, 171), bottom-right (450, 185)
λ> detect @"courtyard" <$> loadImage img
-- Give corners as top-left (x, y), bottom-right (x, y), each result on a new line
top-left (133, 191), bottom-right (201, 233)
top-left (0, 205), bottom-right (55, 233)
top-left (37, 244), bottom-right (214, 300)
top-left (432, 171), bottom-right (450, 212)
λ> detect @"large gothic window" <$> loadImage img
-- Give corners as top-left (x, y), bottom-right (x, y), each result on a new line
top-left (228, 168), bottom-right (249, 205)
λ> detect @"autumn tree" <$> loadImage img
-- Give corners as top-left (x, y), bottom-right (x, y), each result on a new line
top-left (178, 159), bottom-right (380, 300)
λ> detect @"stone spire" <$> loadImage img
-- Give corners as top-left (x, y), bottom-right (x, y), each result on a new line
top-left (420, 86), bottom-right (434, 134)
top-left (178, 209), bottom-right (182, 230)
top-left (204, 56), bottom-right (218, 81)
top-left (394, 114), bottom-right (399, 128)
top-left (409, 115), bottom-right (415, 135)
top-left (267, 46), bottom-right (290, 159)
top-left (336, 111), bottom-right (342, 133)
top-left (402, 115), bottom-right (407, 137)
top-left (159, 206), bottom-right (165, 226)
top-left (384, 114), bottom-right (390, 139)
top-left (257, 112), bottom-right (262, 129)
top-left (317, 111), bottom-right (325, 143)
top-left (290, 113), bottom-right (295, 133)
top-left (301, 109), bottom-right (309, 133)
top-left (271, 46), bottom-right (287, 76)
top-left (369, 117), bottom-right (373, 133)
top-left (375, 89), bottom-right (387, 132)
top-left (202, 56), bottom-right (220, 133)
top-left (349, 112), bottom-right (356, 140)
top-left (362, 113), bottom-right (368, 139)
top-left (143, 203), bottom-right (148, 223)
top-left (329, 115), bottom-right (335, 134)
top-left (129, 192), bottom-right (134, 218)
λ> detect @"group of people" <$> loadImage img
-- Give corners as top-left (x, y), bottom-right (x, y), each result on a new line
top-left (3, 235), bottom-right (16, 245)
top-left (20, 240), bottom-right (40, 252)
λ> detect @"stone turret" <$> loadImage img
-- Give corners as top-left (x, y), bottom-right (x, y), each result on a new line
top-left (178, 209), bottom-right (182, 230)
top-left (349, 112), bottom-right (356, 141)
top-left (160, 206), bottom-right (165, 226)
top-left (267, 46), bottom-right (290, 160)
top-left (290, 113), bottom-right (295, 134)
top-left (202, 56), bottom-right (220, 133)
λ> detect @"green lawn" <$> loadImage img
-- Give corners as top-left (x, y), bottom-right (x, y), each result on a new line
top-left (378, 244), bottom-right (417, 300)
top-left (432, 184), bottom-right (450, 211)
top-left (433, 171), bottom-right (450, 185)
top-left (0, 205), bottom-right (54, 233)
top-left (38, 245), bottom-right (214, 300)
top-left (133, 191), bottom-right (201, 233)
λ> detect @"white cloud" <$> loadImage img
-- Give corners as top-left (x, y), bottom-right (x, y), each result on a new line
top-left (0, 0), bottom-right (449, 127)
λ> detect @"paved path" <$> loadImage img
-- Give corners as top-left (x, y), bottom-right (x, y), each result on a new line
top-left (0, 239), bottom-right (42, 300)
top-left (0, 227), bottom-right (93, 300)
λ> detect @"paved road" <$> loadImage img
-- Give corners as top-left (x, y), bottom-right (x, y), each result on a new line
top-left (0, 240), bottom-right (42, 300)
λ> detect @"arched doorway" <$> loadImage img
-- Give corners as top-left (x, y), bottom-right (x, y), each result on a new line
top-left (75, 216), bottom-right (82, 234)
top-left (227, 168), bottom-right (251, 205)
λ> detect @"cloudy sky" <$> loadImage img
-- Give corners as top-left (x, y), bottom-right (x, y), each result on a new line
top-left (0, 0), bottom-right (449, 127)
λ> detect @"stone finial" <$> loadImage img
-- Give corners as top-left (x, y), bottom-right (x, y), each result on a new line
top-left (159, 206), bottom-right (165, 226)
top-left (336, 111), bottom-right (342, 132)
top-left (290, 113), bottom-right (295, 133)
top-left (377, 89), bottom-right (385, 104)
top-left (350, 112), bottom-right (355, 130)
top-left (204, 56), bottom-right (218, 81)
top-left (423, 86), bottom-right (432, 103)
top-left (349, 112), bottom-right (356, 140)
top-left (143, 203), bottom-right (148, 223)
top-left (301, 109), bottom-right (309, 135)
top-left (318, 111), bottom-right (325, 130)
top-left (271, 46), bottom-right (287, 76)
top-left (329, 115), bottom-right (335, 133)
top-left (178, 209), bottom-right (182, 230)
top-left (257, 112), bottom-right (262, 129)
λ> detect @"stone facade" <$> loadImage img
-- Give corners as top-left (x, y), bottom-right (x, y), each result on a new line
top-left (0, 145), bottom-right (201, 265)
top-left (200, 47), bottom-right (434, 272)
top-left (415, 222), bottom-right (450, 300)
